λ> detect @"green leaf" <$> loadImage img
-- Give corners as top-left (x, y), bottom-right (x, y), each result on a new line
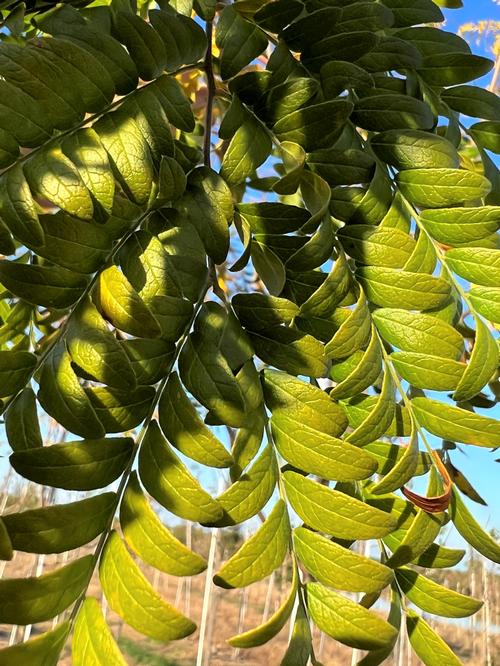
top-left (373, 308), bottom-right (464, 360)
top-left (208, 445), bottom-right (278, 527)
top-left (178, 166), bottom-right (232, 264)
top-left (397, 168), bottom-right (491, 207)
top-left (0, 519), bottom-right (13, 561)
top-left (121, 338), bottom-right (175, 385)
top-left (371, 425), bottom-right (419, 494)
top-left (381, 0), bottom-right (443, 26)
top-left (95, 112), bottom-right (154, 206)
top-left (2, 493), bottom-right (115, 554)
top-left (390, 352), bottom-right (465, 391)
top-left (371, 130), bottom-right (459, 170)
top-left (353, 94), bottom-right (434, 132)
top-left (418, 53), bottom-right (493, 86)
top-left (73, 597), bottom-right (126, 666)
top-left (0, 555), bottom-right (92, 624)
top-left (470, 120), bottom-right (500, 154)
top-left (294, 527), bottom-right (393, 593)
top-left (396, 568), bottom-right (482, 618)
top-left (37, 36), bottom-right (115, 114)
top-left (139, 421), bottom-right (223, 523)
top-left (445, 247), bottom-right (500, 287)
top-left (0, 350), bottom-right (36, 398)
top-left (95, 266), bottom-right (161, 339)
top-left (406, 611), bottom-right (462, 666)
top-left (413, 543), bottom-right (465, 569)
top-left (233, 294), bottom-right (299, 331)
top-left (149, 76), bottom-right (195, 132)
top-left (254, 0), bottom-right (302, 32)
top-left (450, 487), bottom-right (500, 563)
top-left (346, 371), bottom-right (395, 446)
top-left (237, 202), bottom-right (310, 234)
top-left (0, 165), bottom-right (44, 246)
top-left (67, 298), bottom-right (136, 389)
top-left (120, 473), bottom-right (207, 576)
top-left (228, 565), bottom-right (298, 648)
top-left (364, 441), bottom-right (431, 477)
top-left (280, 601), bottom-right (312, 666)
top-left (157, 156), bottom-right (187, 204)
top-left (100, 531), bottom-right (196, 641)
top-left (420, 206), bottom-right (500, 246)
top-left (216, 6), bottom-right (268, 79)
top-left (178, 333), bottom-right (247, 427)
top-left (384, 470), bottom-right (445, 567)
top-left (62, 129), bottom-right (115, 215)
top-left (442, 85), bottom-right (500, 121)
top-left (248, 327), bottom-right (328, 378)
top-left (356, 266), bottom-right (450, 310)
top-left (5, 388), bottom-right (43, 452)
top-left (10, 437), bottom-right (133, 491)
top-left (38, 343), bottom-right (105, 440)
top-left (221, 107), bottom-right (272, 185)
top-left (0, 622), bottom-right (70, 666)
top-left (262, 369), bottom-right (348, 438)
top-left (299, 251), bottom-right (353, 319)
top-left (213, 500), bottom-right (290, 589)
top-left (273, 101), bottom-right (353, 151)
top-left (280, 7), bottom-right (341, 50)
top-left (159, 373), bottom-right (233, 468)
top-left (0, 261), bottom-right (88, 310)
top-left (306, 582), bottom-right (398, 650)
top-left (469, 286), bottom-right (500, 324)
top-left (356, 588), bottom-right (402, 666)
top-left (274, 141), bottom-right (306, 194)
top-left (149, 8), bottom-right (207, 72)
top-left (325, 290), bottom-right (372, 360)
top-left (308, 148), bottom-right (375, 187)
top-left (264, 77), bottom-right (320, 124)
top-left (85, 385), bottom-right (155, 433)
top-left (0, 42), bottom-right (84, 130)
top-left (302, 31), bottom-right (379, 71)
top-left (251, 241), bottom-right (287, 296)
top-left (35, 211), bottom-right (112, 274)
top-left (194, 0), bottom-right (216, 20)
top-left (328, 329), bottom-right (381, 400)
top-left (24, 146), bottom-right (94, 220)
top-left (193, 301), bottom-right (254, 371)
top-left (339, 225), bottom-right (416, 268)
top-left (412, 396), bottom-right (500, 447)
top-left (119, 231), bottom-right (194, 341)
top-left (112, 11), bottom-right (167, 80)
top-left (343, 393), bottom-right (411, 438)
top-left (453, 316), bottom-right (498, 401)
top-left (320, 60), bottom-right (374, 98)
top-left (271, 412), bottom-right (377, 481)
top-left (36, 6), bottom-right (138, 96)
top-left (283, 471), bottom-right (397, 540)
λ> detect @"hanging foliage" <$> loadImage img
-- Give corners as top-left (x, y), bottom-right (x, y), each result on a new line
top-left (0, 0), bottom-right (498, 663)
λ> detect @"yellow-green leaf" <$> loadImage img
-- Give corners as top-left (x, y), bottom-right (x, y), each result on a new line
top-left (283, 471), bottom-right (397, 540)
top-left (306, 582), bottom-right (398, 650)
top-left (120, 473), bottom-right (207, 576)
top-left (73, 597), bottom-right (126, 666)
top-left (100, 531), bottom-right (196, 641)
top-left (214, 500), bottom-right (290, 589)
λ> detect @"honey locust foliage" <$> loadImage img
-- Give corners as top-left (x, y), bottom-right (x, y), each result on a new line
top-left (0, 0), bottom-right (498, 663)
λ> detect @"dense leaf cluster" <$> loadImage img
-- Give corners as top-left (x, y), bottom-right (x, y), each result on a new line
top-left (0, 0), bottom-right (498, 663)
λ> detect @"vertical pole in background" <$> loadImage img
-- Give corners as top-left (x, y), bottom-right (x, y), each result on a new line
top-left (196, 526), bottom-right (219, 666)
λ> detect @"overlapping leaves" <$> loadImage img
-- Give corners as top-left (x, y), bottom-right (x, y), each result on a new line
top-left (0, 0), bottom-right (498, 664)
